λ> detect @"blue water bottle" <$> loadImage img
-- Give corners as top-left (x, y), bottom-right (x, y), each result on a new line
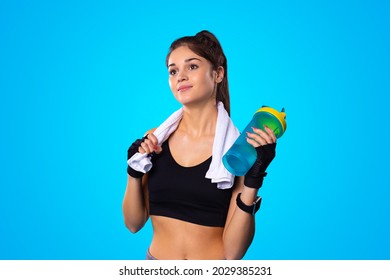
top-left (222, 106), bottom-right (287, 176)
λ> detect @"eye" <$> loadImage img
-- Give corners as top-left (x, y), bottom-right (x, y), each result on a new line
top-left (189, 64), bottom-right (198, 70)
top-left (169, 69), bottom-right (177, 76)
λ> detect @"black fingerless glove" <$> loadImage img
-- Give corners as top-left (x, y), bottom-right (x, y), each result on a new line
top-left (126, 135), bottom-right (148, 178)
top-left (244, 143), bottom-right (276, 189)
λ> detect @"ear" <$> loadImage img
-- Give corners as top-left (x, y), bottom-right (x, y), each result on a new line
top-left (215, 66), bottom-right (225, 83)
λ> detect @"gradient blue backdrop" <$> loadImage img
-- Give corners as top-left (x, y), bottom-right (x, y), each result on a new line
top-left (1, 0), bottom-right (389, 260)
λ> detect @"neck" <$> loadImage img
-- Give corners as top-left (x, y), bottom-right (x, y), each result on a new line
top-left (179, 100), bottom-right (218, 138)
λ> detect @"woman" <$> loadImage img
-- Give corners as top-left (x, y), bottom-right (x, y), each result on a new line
top-left (122, 30), bottom-right (277, 260)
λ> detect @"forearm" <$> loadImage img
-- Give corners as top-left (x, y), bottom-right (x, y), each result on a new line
top-left (122, 175), bottom-right (148, 233)
top-left (223, 187), bottom-right (259, 259)
top-left (124, 131), bottom-right (159, 233)
top-left (222, 126), bottom-right (277, 259)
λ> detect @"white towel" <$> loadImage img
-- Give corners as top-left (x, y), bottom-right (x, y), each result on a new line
top-left (127, 102), bottom-right (240, 189)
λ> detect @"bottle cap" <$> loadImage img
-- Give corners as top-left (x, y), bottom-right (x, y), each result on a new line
top-left (255, 106), bottom-right (287, 132)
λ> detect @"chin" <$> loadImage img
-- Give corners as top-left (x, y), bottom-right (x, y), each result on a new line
top-left (174, 95), bottom-right (194, 105)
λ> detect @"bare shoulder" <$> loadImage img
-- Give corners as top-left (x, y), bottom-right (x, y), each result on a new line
top-left (144, 128), bottom-right (157, 136)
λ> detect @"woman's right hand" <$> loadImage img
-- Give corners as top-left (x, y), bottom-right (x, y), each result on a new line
top-left (127, 134), bottom-right (162, 178)
top-left (138, 133), bottom-right (162, 155)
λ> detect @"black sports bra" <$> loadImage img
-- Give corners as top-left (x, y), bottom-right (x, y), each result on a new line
top-left (148, 140), bottom-right (233, 227)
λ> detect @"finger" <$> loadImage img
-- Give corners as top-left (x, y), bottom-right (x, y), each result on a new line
top-left (138, 145), bottom-right (146, 154)
top-left (145, 136), bottom-right (162, 153)
top-left (251, 127), bottom-right (273, 144)
top-left (263, 125), bottom-right (277, 143)
top-left (140, 142), bottom-right (152, 154)
top-left (246, 136), bottom-right (263, 148)
top-left (144, 138), bottom-right (162, 154)
top-left (144, 139), bottom-right (157, 153)
top-left (147, 133), bottom-right (159, 146)
top-left (154, 145), bottom-right (163, 154)
top-left (246, 132), bottom-right (267, 146)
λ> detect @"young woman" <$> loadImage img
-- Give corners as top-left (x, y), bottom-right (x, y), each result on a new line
top-left (123, 30), bottom-right (277, 260)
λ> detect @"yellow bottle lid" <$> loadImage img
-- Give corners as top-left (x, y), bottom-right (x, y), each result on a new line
top-left (255, 106), bottom-right (287, 132)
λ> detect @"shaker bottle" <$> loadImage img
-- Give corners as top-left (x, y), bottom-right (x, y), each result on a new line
top-left (222, 106), bottom-right (287, 176)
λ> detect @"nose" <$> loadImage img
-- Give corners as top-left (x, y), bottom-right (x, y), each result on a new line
top-left (177, 70), bottom-right (188, 82)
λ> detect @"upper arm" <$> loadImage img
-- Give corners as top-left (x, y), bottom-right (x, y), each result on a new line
top-left (140, 128), bottom-right (156, 217)
top-left (224, 176), bottom-right (244, 230)
top-left (141, 174), bottom-right (150, 217)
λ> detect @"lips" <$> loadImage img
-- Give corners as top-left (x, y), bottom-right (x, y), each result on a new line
top-left (177, 85), bottom-right (192, 92)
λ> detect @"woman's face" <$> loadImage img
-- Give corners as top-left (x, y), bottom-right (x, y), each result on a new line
top-left (167, 46), bottom-right (218, 106)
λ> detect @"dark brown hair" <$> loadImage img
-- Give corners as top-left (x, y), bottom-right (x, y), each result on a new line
top-left (166, 30), bottom-right (230, 116)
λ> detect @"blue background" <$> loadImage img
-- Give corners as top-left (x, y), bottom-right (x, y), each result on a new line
top-left (1, 0), bottom-right (389, 260)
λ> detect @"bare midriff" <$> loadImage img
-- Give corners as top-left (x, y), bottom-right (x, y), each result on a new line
top-left (149, 215), bottom-right (225, 260)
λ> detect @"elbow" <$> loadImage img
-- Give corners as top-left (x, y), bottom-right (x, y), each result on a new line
top-left (124, 220), bottom-right (143, 233)
top-left (126, 225), bottom-right (142, 234)
top-left (123, 213), bottom-right (147, 233)
top-left (223, 239), bottom-right (251, 260)
top-left (223, 243), bottom-right (245, 259)
top-left (122, 202), bottom-right (148, 233)
top-left (224, 251), bottom-right (245, 260)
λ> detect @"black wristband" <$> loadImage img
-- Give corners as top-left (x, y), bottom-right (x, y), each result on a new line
top-left (244, 172), bottom-right (267, 189)
top-left (126, 135), bottom-right (149, 178)
top-left (127, 166), bottom-right (144, 178)
top-left (236, 193), bottom-right (262, 215)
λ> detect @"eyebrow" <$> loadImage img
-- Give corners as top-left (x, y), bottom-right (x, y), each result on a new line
top-left (167, 57), bottom-right (202, 68)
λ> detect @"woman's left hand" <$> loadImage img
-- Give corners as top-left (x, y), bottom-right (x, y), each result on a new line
top-left (246, 125), bottom-right (277, 148)
top-left (244, 125), bottom-right (277, 189)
